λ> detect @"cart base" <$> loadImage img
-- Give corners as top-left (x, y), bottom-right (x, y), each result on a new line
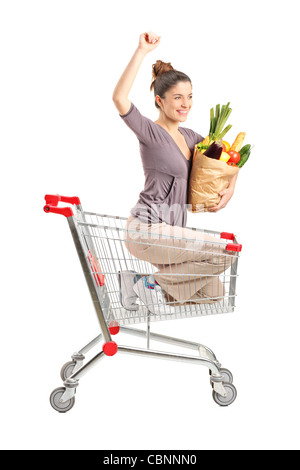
top-left (49, 324), bottom-right (237, 412)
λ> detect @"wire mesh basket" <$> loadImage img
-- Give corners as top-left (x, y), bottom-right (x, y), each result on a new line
top-left (77, 210), bottom-right (241, 326)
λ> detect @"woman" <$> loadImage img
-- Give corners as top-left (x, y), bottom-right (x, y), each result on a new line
top-left (113, 32), bottom-right (237, 315)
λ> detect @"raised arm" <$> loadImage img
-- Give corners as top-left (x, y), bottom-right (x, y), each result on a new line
top-left (112, 32), bottom-right (161, 116)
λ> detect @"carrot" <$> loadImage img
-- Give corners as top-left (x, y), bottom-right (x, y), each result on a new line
top-left (230, 132), bottom-right (246, 152)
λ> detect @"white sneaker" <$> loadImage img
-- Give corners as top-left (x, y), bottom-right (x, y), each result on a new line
top-left (118, 270), bottom-right (141, 311)
top-left (133, 275), bottom-right (175, 315)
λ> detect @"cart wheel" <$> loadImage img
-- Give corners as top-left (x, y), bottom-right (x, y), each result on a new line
top-left (220, 368), bottom-right (233, 384)
top-left (212, 383), bottom-right (237, 407)
top-left (49, 387), bottom-right (75, 413)
top-left (60, 361), bottom-right (76, 381)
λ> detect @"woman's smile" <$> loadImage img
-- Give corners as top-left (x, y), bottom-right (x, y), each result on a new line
top-left (175, 106), bottom-right (191, 121)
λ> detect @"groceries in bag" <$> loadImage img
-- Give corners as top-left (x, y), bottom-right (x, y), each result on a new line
top-left (188, 103), bottom-right (253, 212)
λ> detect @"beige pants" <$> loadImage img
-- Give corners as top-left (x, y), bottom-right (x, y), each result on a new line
top-left (124, 215), bottom-right (234, 304)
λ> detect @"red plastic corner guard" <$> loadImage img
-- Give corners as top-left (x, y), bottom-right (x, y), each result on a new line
top-left (43, 194), bottom-right (81, 218)
top-left (45, 194), bottom-right (81, 206)
top-left (102, 341), bottom-right (118, 356)
top-left (221, 232), bottom-right (242, 252)
top-left (109, 321), bottom-right (120, 335)
top-left (221, 232), bottom-right (235, 241)
top-left (44, 205), bottom-right (74, 217)
top-left (226, 243), bottom-right (242, 252)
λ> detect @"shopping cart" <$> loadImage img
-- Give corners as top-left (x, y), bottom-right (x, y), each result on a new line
top-left (44, 194), bottom-right (242, 412)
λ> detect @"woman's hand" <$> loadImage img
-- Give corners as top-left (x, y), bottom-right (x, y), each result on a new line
top-left (208, 172), bottom-right (238, 212)
top-left (138, 32), bottom-right (161, 53)
top-left (208, 187), bottom-right (234, 212)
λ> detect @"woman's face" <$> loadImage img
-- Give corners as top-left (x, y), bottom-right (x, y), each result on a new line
top-left (156, 81), bottom-right (193, 122)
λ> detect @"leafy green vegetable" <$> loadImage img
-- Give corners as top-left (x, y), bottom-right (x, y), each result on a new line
top-left (197, 142), bottom-right (210, 152)
top-left (209, 102), bottom-right (232, 142)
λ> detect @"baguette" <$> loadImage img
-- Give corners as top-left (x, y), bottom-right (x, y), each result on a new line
top-left (230, 132), bottom-right (246, 152)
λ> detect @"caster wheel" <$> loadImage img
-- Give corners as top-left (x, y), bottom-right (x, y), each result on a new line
top-left (220, 368), bottom-right (233, 384)
top-left (212, 383), bottom-right (237, 407)
top-left (49, 387), bottom-right (75, 413)
top-left (60, 361), bottom-right (76, 381)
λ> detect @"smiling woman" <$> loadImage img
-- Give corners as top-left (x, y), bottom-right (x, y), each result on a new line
top-left (112, 31), bottom-right (235, 312)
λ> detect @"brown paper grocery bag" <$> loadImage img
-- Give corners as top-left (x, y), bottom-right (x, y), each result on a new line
top-left (188, 146), bottom-right (239, 212)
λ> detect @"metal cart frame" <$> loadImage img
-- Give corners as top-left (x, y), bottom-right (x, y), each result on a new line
top-left (44, 195), bottom-right (242, 412)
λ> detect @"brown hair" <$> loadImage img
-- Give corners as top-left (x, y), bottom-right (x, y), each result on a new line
top-left (150, 60), bottom-right (192, 109)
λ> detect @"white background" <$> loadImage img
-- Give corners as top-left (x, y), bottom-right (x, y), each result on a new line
top-left (1, 0), bottom-right (299, 450)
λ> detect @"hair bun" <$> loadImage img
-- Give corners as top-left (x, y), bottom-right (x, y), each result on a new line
top-left (152, 60), bottom-right (174, 78)
top-left (150, 60), bottom-right (174, 90)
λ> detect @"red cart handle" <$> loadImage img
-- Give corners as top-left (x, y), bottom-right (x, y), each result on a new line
top-left (43, 194), bottom-right (81, 218)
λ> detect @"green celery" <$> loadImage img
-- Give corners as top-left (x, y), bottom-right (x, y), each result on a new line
top-left (215, 104), bottom-right (220, 129)
top-left (214, 103), bottom-right (231, 139)
top-left (211, 117), bottom-right (217, 137)
top-left (218, 124), bottom-right (232, 140)
top-left (209, 107), bottom-right (215, 137)
top-left (214, 102), bottom-right (230, 138)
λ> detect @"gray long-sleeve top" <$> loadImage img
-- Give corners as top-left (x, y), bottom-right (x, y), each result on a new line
top-left (120, 102), bottom-right (204, 227)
